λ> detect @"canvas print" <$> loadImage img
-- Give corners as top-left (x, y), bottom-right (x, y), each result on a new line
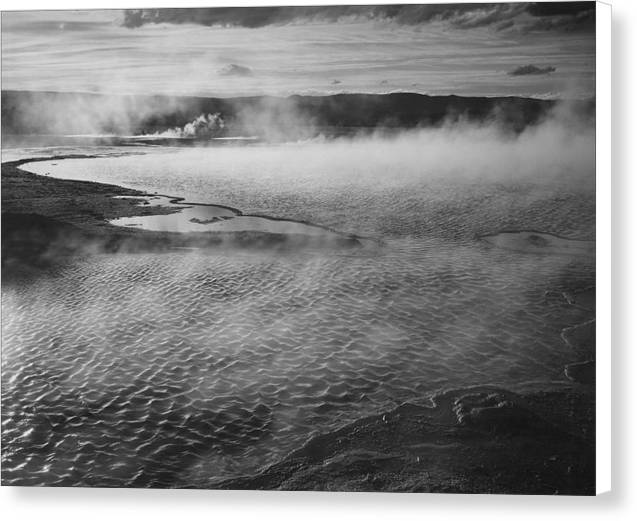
top-left (1, 2), bottom-right (596, 493)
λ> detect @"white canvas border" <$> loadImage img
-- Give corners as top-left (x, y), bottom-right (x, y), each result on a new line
top-left (595, 0), bottom-right (611, 496)
top-left (0, 0), bottom-right (625, 518)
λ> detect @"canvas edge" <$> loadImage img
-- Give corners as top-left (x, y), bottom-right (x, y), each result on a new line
top-left (595, 0), bottom-right (611, 497)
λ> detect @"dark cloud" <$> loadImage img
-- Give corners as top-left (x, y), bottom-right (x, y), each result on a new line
top-left (508, 64), bottom-right (556, 76)
top-left (121, 4), bottom-right (499, 29)
top-left (526, 2), bottom-right (594, 17)
top-left (523, 9), bottom-right (595, 33)
top-left (122, 3), bottom-right (595, 33)
top-left (218, 64), bottom-right (253, 77)
top-left (446, 3), bottom-right (526, 30)
top-left (122, 6), bottom-right (374, 29)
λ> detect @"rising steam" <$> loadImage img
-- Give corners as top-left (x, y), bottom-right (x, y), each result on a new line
top-left (153, 113), bottom-right (225, 139)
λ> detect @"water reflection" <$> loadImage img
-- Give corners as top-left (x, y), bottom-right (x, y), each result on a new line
top-left (110, 195), bottom-right (339, 237)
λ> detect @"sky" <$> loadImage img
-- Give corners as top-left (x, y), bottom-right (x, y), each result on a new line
top-left (0, 3), bottom-right (596, 99)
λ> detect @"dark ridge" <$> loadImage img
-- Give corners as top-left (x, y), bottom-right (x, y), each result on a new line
top-left (1, 90), bottom-right (594, 142)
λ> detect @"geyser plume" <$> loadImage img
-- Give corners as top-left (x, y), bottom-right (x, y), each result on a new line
top-left (153, 113), bottom-right (225, 139)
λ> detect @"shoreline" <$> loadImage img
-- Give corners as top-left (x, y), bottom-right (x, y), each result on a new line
top-left (16, 155), bottom-right (374, 241)
top-left (1, 155), bottom-right (362, 275)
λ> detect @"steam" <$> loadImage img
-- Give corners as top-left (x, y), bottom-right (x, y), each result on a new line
top-left (3, 89), bottom-right (594, 148)
top-left (17, 97), bottom-right (595, 244)
top-left (153, 113), bottom-right (225, 139)
top-left (218, 64), bottom-right (253, 77)
top-left (0, 91), bottom-right (187, 137)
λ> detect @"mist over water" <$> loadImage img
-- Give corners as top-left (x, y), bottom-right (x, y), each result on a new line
top-left (2, 116), bottom-right (595, 487)
top-left (22, 110), bottom-right (596, 237)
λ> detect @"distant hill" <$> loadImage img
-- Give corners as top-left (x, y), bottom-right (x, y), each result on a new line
top-left (1, 90), bottom-right (594, 142)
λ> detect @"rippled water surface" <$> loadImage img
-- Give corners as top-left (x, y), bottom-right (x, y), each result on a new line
top-left (2, 144), bottom-right (595, 487)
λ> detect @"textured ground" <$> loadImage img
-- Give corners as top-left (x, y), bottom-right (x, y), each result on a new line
top-left (220, 386), bottom-right (594, 494)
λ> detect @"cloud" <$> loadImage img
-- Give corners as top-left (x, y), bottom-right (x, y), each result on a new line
top-left (122, 3), bottom-right (595, 33)
top-left (218, 64), bottom-right (253, 77)
top-left (496, 20), bottom-right (515, 31)
top-left (526, 2), bottom-right (594, 17)
top-left (508, 65), bottom-right (557, 76)
top-left (444, 3), bottom-right (526, 30)
top-left (522, 9), bottom-right (595, 33)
